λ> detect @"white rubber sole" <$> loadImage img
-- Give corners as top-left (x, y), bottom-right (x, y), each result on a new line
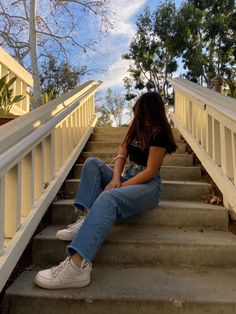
top-left (55, 231), bottom-right (74, 241)
top-left (35, 275), bottom-right (91, 289)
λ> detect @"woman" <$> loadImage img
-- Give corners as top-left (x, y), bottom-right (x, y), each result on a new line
top-left (35, 91), bottom-right (177, 289)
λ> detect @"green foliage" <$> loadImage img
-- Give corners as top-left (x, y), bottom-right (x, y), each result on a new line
top-left (224, 78), bottom-right (236, 98)
top-left (124, 0), bottom-right (236, 101)
top-left (123, 2), bottom-right (178, 103)
top-left (40, 56), bottom-right (87, 97)
top-left (28, 88), bottom-right (56, 105)
top-left (177, 0), bottom-right (235, 86)
top-left (0, 75), bottom-right (24, 116)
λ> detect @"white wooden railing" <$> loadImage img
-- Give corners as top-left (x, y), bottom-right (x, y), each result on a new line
top-left (170, 77), bottom-right (236, 216)
top-left (0, 47), bottom-right (33, 115)
top-left (0, 80), bottom-right (101, 291)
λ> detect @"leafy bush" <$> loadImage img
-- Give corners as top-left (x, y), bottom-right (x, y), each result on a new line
top-left (0, 75), bottom-right (24, 116)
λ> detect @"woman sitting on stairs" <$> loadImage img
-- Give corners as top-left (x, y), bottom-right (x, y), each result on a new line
top-left (35, 91), bottom-right (177, 289)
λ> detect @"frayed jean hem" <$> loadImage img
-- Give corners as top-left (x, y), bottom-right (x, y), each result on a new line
top-left (74, 201), bottom-right (90, 212)
top-left (67, 245), bottom-right (92, 264)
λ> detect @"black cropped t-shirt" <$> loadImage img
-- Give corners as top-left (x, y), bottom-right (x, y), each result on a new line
top-left (127, 128), bottom-right (168, 167)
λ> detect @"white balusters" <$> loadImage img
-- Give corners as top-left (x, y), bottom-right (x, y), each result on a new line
top-left (21, 153), bottom-right (33, 217)
top-left (5, 165), bottom-right (21, 238)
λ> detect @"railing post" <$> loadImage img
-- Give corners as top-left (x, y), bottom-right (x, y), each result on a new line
top-left (206, 115), bottom-right (213, 158)
top-left (72, 112), bottom-right (77, 147)
top-left (33, 144), bottom-right (43, 202)
top-left (62, 120), bottom-right (68, 162)
top-left (213, 119), bottom-right (221, 166)
top-left (21, 153), bottom-right (33, 217)
top-left (225, 127), bottom-right (234, 180)
top-left (50, 131), bottom-right (56, 178)
top-left (55, 125), bottom-right (62, 171)
top-left (43, 135), bottom-right (52, 189)
top-left (5, 165), bottom-right (21, 238)
top-left (233, 133), bottom-right (236, 185)
top-left (67, 115), bottom-right (73, 153)
top-left (0, 177), bottom-right (5, 255)
top-left (200, 109), bottom-right (207, 149)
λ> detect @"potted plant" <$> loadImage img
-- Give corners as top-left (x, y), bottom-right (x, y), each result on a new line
top-left (0, 74), bottom-right (25, 126)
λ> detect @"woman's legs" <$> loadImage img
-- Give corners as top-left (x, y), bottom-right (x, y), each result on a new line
top-left (74, 157), bottom-right (115, 211)
top-left (56, 157), bottom-right (114, 241)
top-left (68, 177), bottom-right (161, 263)
top-left (35, 165), bottom-right (161, 289)
top-left (35, 158), bottom-right (120, 289)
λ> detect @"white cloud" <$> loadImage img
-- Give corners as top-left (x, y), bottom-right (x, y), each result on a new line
top-left (100, 57), bottom-right (130, 90)
top-left (99, 0), bottom-right (146, 90)
top-left (109, 0), bottom-right (146, 37)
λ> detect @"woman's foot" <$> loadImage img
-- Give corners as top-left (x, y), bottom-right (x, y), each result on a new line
top-left (56, 216), bottom-right (86, 241)
top-left (35, 257), bottom-right (92, 289)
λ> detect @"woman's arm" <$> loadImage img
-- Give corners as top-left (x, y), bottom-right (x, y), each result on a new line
top-left (121, 146), bottom-right (166, 187)
top-left (104, 144), bottom-right (128, 190)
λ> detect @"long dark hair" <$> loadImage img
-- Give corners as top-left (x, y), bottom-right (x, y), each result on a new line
top-left (123, 92), bottom-right (177, 154)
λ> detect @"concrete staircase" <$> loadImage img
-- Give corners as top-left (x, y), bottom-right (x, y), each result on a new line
top-left (3, 127), bottom-right (236, 314)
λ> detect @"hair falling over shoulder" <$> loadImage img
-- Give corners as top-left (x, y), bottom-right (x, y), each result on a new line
top-left (122, 92), bottom-right (177, 154)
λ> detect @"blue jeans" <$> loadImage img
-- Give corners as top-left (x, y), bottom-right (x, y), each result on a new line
top-left (68, 157), bottom-right (162, 262)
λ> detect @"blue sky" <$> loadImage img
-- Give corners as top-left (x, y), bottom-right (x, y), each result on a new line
top-left (71, 0), bottom-right (183, 93)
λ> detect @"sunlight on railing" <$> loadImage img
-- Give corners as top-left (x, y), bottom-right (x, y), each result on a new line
top-left (0, 80), bottom-right (101, 292)
top-left (170, 78), bottom-right (236, 216)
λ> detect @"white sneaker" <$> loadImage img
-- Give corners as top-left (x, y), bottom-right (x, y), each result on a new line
top-left (35, 257), bottom-right (92, 289)
top-left (56, 216), bottom-right (86, 241)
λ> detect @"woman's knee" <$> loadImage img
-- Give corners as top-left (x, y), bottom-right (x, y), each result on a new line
top-left (83, 157), bottom-right (101, 169)
top-left (99, 190), bottom-right (117, 202)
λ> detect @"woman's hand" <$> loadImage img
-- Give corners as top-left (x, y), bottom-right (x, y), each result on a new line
top-left (104, 178), bottom-right (121, 190)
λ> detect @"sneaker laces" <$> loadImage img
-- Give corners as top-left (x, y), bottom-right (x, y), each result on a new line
top-left (50, 257), bottom-right (70, 277)
top-left (81, 259), bottom-right (92, 271)
top-left (67, 216), bottom-right (85, 230)
top-left (50, 257), bottom-right (92, 277)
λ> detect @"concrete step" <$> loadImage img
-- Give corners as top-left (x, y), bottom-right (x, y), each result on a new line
top-left (89, 133), bottom-right (126, 142)
top-left (50, 200), bottom-right (228, 230)
top-left (93, 126), bottom-right (128, 134)
top-left (73, 164), bottom-right (201, 181)
top-left (62, 179), bottom-right (213, 201)
top-left (80, 152), bottom-right (193, 166)
top-left (89, 127), bottom-right (182, 142)
top-left (92, 127), bottom-right (182, 141)
top-left (4, 265), bottom-right (236, 314)
top-left (32, 225), bottom-right (236, 267)
top-left (89, 131), bottom-right (182, 143)
top-left (85, 142), bottom-right (187, 153)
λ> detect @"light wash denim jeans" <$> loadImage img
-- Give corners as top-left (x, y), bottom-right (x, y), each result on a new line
top-left (68, 157), bottom-right (162, 262)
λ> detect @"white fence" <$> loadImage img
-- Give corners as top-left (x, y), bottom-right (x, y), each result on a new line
top-left (0, 80), bottom-right (101, 291)
top-left (0, 47), bottom-right (33, 115)
top-left (170, 77), bottom-right (236, 216)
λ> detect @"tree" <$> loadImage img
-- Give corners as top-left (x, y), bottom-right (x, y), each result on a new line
top-left (123, 2), bottom-right (178, 103)
top-left (176, 0), bottom-right (235, 86)
top-left (96, 89), bottom-right (129, 127)
top-left (40, 56), bottom-right (87, 97)
top-left (123, 0), bottom-right (235, 100)
top-left (0, 0), bottom-right (112, 108)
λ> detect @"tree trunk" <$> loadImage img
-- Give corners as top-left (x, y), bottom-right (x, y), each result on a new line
top-left (207, 38), bottom-right (215, 88)
top-left (29, 0), bottom-right (41, 109)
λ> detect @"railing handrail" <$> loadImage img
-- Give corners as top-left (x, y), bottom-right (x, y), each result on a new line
top-left (0, 47), bottom-right (33, 86)
top-left (0, 79), bottom-right (101, 292)
top-left (0, 80), bottom-right (101, 155)
top-left (169, 78), bottom-right (236, 120)
top-left (0, 86), bottom-right (97, 176)
top-left (170, 77), bottom-right (236, 216)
